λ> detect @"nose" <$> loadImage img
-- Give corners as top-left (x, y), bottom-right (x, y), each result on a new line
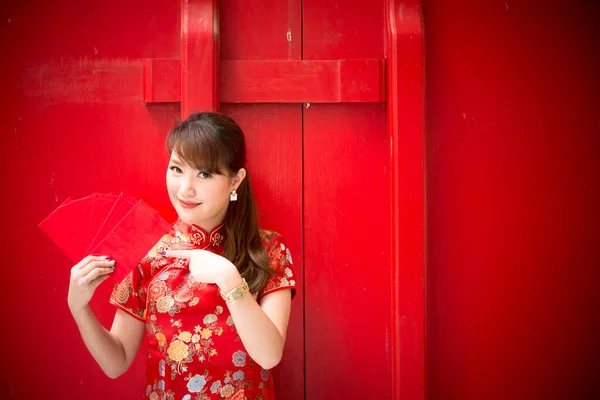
top-left (178, 175), bottom-right (196, 198)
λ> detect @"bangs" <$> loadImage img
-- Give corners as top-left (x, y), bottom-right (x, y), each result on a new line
top-left (167, 122), bottom-right (232, 175)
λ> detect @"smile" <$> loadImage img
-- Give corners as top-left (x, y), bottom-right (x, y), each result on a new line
top-left (178, 199), bottom-right (201, 209)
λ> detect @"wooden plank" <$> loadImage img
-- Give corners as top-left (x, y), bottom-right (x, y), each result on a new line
top-left (386, 0), bottom-right (425, 399)
top-left (220, 59), bottom-right (384, 103)
top-left (220, 0), bottom-right (301, 60)
top-left (303, 1), bottom-right (389, 398)
top-left (304, 103), bottom-right (390, 398)
top-left (8, 2), bottom-right (182, 399)
top-left (142, 59), bottom-right (384, 103)
top-left (221, 104), bottom-right (304, 399)
top-left (220, 2), bottom-right (304, 400)
top-left (181, 0), bottom-right (219, 116)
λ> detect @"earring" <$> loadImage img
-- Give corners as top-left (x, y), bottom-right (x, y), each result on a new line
top-left (230, 189), bottom-right (238, 202)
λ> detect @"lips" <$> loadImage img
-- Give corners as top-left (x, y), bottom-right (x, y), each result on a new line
top-left (178, 199), bottom-right (201, 209)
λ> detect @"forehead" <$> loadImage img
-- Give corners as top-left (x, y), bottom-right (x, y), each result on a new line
top-left (168, 151), bottom-right (198, 168)
top-left (169, 152), bottom-right (183, 161)
top-left (169, 151), bottom-right (188, 163)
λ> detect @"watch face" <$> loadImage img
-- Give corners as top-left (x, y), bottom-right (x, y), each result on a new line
top-left (232, 289), bottom-right (244, 300)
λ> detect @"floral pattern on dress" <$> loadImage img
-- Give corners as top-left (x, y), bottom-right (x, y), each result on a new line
top-left (258, 231), bottom-right (297, 301)
top-left (109, 220), bottom-right (296, 399)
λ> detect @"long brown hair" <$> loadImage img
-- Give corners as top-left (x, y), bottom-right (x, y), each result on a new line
top-left (166, 112), bottom-right (274, 294)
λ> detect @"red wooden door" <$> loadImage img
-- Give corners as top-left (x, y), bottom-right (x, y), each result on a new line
top-left (1, 1), bottom-right (424, 399)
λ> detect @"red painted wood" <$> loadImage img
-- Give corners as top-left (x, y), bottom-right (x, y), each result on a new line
top-left (304, 104), bottom-right (390, 398)
top-left (423, 1), bottom-right (600, 399)
top-left (220, 0), bottom-right (301, 60)
top-left (303, 0), bottom-right (391, 398)
top-left (386, 1), bottom-right (425, 399)
top-left (0, 1), bottom-right (181, 399)
top-left (181, 0), bottom-right (219, 115)
top-left (220, 104), bottom-right (304, 400)
top-left (142, 59), bottom-right (384, 103)
top-left (221, 60), bottom-right (384, 103)
top-left (220, 59), bottom-right (384, 103)
top-left (303, 0), bottom-right (384, 60)
top-left (1, 1), bottom-right (304, 399)
top-left (143, 58), bottom-right (181, 103)
top-left (219, 2), bottom-right (305, 399)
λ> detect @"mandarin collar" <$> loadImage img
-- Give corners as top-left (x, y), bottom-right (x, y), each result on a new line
top-left (174, 219), bottom-right (225, 249)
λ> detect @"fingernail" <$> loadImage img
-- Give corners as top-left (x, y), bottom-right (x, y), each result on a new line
top-left (109, 260), bottom-right (116, 266)
top-left (159, 250), bottom-right (166, 256)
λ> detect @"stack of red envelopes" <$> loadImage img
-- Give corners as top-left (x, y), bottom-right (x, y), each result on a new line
top-left (39, 192), bottom-right (172, 282)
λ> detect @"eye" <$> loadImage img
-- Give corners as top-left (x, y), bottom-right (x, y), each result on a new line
top-left (169, 165), bottom-right (182, 174)
top-left (198, 171), bottom-right (212, 179)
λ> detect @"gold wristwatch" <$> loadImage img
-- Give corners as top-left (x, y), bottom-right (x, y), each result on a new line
top-left (219, 278), bottom-right (250, 304)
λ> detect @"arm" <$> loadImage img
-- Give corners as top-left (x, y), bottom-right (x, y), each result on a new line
top-left (68, 255), bottom-right (146, 379)
top-left (220, 272), bottom-right (292, 370)
top-left (163, 248), bottom-right (294, 370)
top-left (71, 307), bottom-right (146, 379)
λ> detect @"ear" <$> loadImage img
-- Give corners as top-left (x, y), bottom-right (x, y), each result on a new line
top-left (232, 168), bottom-right (247, 190)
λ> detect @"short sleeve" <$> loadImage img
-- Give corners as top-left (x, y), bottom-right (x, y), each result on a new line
top-left (109, 264), bottom-right (147, 322)
top-left (258, 231), bottom-right (297, 301)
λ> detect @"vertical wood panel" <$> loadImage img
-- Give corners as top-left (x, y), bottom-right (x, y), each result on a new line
top-left (386, 1), bottom-right (425, 399)
top-left (220, 0), bottom-right (301, 60)
top-left (181, 0), bottom-right (219, 115)
top-left (304, 103), bottom-right (390, 398)
top-left (303, 2), bottom-right (390, 398)
top-left (220, 104), bottom-right (304, 400)
top-left (303, 0), bottom-right (384, 60)
top-left (0, 1), bottom-right (180, 399)
top-left (220, 2), bottom-right (304, 399)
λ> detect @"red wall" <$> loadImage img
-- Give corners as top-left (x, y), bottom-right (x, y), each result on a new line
top-left (0, 2), bottom-right (179, 398)
top-left (424, 1), bottom-right (600, 399)
top-left (2, 0), bottom-right (598, 399)
top-left (0, 1), bottom-right (389, 399)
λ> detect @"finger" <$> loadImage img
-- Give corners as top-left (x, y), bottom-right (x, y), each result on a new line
top-left (79, 267), bottom-right (114, 286)
top-left (72, 255), bottom-right (109, 271)
top-left (79, 259), bottom-right (115, 277)
top-left (162, 250), bottom-right (192, 259)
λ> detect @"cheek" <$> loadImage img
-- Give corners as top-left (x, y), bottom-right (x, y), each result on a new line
top-left (206, 181), bottom-right (232, 204)
top-left (166, 176), bottom-right (178, 196)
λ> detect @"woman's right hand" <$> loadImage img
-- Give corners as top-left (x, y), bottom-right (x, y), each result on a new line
top-left (68, 255), bottom-right (115, 313)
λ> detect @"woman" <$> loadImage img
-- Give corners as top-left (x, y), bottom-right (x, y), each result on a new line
top-left (67, 112), bottom-right (296, 399)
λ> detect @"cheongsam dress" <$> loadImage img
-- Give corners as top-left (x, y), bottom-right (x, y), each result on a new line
top-left (110, 219), bottom-right (296, 400)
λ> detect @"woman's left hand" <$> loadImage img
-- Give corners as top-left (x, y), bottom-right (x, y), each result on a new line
top-left (162, 249), bottom-right (240, 290)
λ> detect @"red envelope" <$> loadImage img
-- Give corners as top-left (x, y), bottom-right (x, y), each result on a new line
top-left (85, 192), bottom-right (136, 255)
top-left (90, 200), bottom-right (171, 282)
top-left (39, 195), bottom-right (96, 262)
top-left (39, 193), bottom-right (171, 282)
top-left (88, 194), bottom-right (119, 246)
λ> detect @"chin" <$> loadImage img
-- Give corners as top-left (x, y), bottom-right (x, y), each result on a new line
top-left (178, 212), bottom-right (199, 225)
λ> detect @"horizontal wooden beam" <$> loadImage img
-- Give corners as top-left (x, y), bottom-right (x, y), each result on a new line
top-left (220, 59), bottom-right (384, 103)
top-left (143, 58), bottom-right (384, 104)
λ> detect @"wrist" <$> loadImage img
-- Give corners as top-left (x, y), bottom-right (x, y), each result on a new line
top-left (69, 303), bottom-right (91, 317)
top-left (218, 264), bottom-right (243, 293)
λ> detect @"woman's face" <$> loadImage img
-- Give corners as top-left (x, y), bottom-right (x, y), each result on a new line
top-left (166, 152), bottom-right (245, 231)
